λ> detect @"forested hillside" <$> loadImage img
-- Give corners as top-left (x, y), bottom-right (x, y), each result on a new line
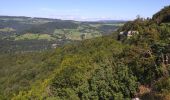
top-left (0, 6), bottom-right (170, 100)
top-left (153, 5), bottom-right (170, 24)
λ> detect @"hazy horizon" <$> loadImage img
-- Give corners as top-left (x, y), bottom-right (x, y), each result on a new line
top-left (0, 0), bottom-right (170, 21)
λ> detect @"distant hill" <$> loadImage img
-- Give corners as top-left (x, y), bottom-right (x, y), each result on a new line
top-left (0, 16), bottom-right (124, 38)
top-left (0, 16), bottom-right (78, 34)
top-left (97, 20), bottom-right (127, 24)
top-left (0, 16), bottom-right (125, 52)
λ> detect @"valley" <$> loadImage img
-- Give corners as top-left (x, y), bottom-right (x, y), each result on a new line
top-left (0, 16), bottom-right (124, 53)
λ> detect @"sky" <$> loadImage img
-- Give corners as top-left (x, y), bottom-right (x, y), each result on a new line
top-left (0, 0), bottom-right (170, 21)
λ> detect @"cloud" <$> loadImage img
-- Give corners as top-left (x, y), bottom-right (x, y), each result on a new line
top-left (39, 7), bottom-right (80, 14)
top-left (34, 7), bottom-right (81, 20)
top-left (20, 7), bottom-right (128, 21)
top-left (34, 7), bottom-right (127, 21)
top-left (43, 14), bottom-right (116, 21)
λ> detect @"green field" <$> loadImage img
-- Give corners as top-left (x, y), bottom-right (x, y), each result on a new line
top-left (0, 28), bottom-right (15, 32)
top-left (15, 33), bottom-right (55, 41)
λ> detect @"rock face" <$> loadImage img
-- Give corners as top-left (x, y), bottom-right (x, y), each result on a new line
top-left (119, 30), bottom-right (139, 37)
top-left (132, 98), bottom-right (140, 100)
top-left (118, 30), bottom-right (139, 40)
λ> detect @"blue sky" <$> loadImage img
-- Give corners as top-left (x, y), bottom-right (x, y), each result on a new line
top-left (0, 0), bottom-right (170, 21)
